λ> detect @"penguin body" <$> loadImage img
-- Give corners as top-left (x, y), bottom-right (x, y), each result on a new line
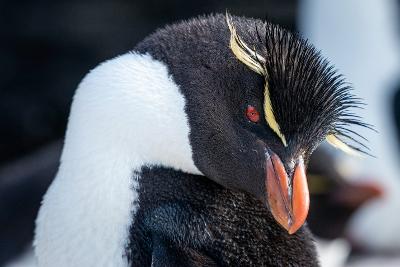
top-left (35, 14), bottom-right (366, 266)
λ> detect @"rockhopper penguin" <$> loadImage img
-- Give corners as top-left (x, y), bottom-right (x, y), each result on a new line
top-left (34, 14), bottom-right (369, 266)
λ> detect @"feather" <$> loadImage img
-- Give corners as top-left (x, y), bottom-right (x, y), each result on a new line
top-left (226, 13), bottom-right (266, 75)
top-left (326, 134), bottom-right (364, 157)
top-left (264, 81), bottom-right (288, 146)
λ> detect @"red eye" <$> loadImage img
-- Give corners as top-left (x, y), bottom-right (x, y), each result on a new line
top-left (246, 105), bottom-right (260, 123)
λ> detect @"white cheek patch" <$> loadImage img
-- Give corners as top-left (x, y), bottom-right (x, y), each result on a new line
top-left (34, 52), bottom-right (200, 267)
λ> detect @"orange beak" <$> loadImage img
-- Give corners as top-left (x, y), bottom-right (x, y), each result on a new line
top-left (265, 151), bottom-right (309, 234)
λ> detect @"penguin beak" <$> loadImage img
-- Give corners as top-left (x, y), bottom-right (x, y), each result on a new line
top-left (265, 151), bottom-right (309, 234)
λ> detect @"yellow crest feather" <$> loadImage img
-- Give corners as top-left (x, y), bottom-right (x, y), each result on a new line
top-left (264, 83), bottom-right (287, 146)
top-left (326, 134), bottom-right (363, 157)
top-left (226, 13), bottom-right (287, 147)
top-left (226, 14), bottom-right (265, 75)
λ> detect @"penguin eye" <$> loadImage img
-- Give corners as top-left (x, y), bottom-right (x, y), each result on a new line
top-left (246, 105), bottom-right (260, 123)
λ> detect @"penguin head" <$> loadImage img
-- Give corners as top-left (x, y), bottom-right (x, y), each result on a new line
top-left (136, 14), bottom-right (369, 234)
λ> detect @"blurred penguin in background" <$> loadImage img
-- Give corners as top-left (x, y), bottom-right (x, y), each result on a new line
top-left (300, 0), bottom-right (400, 253)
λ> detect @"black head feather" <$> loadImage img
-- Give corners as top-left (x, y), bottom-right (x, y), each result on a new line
top-left (239, 17), bottom-right (372, 155)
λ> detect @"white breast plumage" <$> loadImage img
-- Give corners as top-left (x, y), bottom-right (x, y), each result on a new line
top-left (34, 52), bottom-right (200, 267)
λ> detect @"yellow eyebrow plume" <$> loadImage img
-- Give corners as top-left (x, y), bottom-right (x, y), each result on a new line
top-left (226, 13), bottom-right (287, 147)
top-left (226, 13), bottom-right (266, 75)
top-left (326, 134), bottom-right (363, 157)
top-left (264, 83), bottom-right (287, 146)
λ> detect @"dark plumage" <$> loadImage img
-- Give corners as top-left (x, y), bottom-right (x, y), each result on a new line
top-left (262, 27), bottom-right (367, 153)
top-left (127, 167), bottom-right (318, 266)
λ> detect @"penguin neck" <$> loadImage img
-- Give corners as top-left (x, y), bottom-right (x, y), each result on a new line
top-left (35, 52), bottom-right (200, 267)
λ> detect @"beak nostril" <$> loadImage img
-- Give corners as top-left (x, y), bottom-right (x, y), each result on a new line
top-left (283, 159), bottom-right (296, 178)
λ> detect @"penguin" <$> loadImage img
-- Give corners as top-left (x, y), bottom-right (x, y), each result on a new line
top-left (307, 147), bottom-right (382, 240)
top-left (34, 14), bottom-right (369, 266)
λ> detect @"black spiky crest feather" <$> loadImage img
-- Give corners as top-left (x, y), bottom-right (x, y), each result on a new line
top-left (227, 13), bottom-right (373, 156)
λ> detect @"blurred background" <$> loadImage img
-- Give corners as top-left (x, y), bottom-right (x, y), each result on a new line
top-left (0, 0), bottom-right (399, 266)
